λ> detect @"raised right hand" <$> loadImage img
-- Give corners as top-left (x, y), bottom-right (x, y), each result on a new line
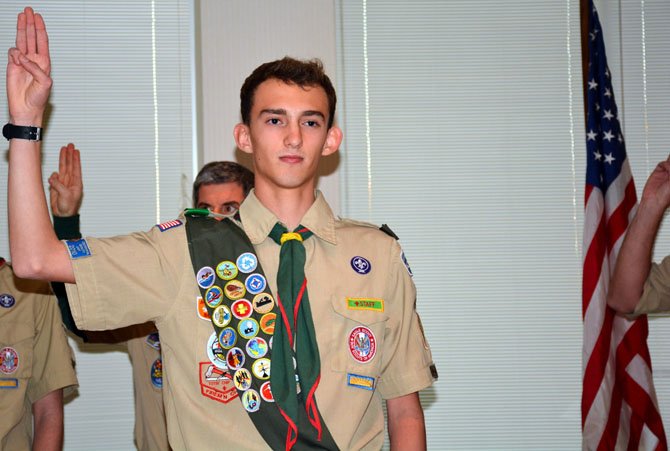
top-left (640, 156), bottom-right (670, 213)
top-left (48, 144), bottom-right (83, 217)
top-left (6, 7), bottom-right (51, 126)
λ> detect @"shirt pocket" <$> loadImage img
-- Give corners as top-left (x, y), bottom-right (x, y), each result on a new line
top-left (0, 320), bottom-right (34, 381)
top-left (328, 296), bottom-right (389, 377)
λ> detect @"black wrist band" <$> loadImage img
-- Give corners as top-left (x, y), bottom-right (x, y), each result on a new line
top-left (2, 123), bottom-right (42, 141)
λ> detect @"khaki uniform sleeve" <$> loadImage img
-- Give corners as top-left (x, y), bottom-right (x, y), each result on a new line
top-left (377, 242), bottom-right (436, 399)
top-left (26, 291), bottom-right (78, 403)
top-left (634, 256), bottom-right (670, 316)
top-left (65, 224), bottom-right (187, 330)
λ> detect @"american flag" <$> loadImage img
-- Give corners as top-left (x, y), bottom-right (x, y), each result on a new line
top-left (582, 1), bottom-right (667, 449)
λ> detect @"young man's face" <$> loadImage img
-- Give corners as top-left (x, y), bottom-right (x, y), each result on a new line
top-left (196, 182), bottom-right (246, 217)
top-left (235, 79), bottom-right (341, 193)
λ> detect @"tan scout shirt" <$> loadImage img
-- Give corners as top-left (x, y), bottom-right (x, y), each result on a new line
top-left (635, 256), bottom-right (670, 316)
top-left (0, 261), bottom-right (78, 451)
top-left (65, 191), bottom-right (435, 450)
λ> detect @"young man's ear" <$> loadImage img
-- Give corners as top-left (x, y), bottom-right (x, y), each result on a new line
top-left (234, 123), bottom-right (252, 154)
top-left (321, 126), bottom-right (343, 156)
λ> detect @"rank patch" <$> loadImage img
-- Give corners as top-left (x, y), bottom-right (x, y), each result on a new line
top-left (348, 326), bottom-right (377, 363)
top-left (347, 373), bottom-right (376, 391)
top-left (346, 298), bottom-right (384, 312)
top-left (0, 347), bottom-right (19, 374)
top-left (0, 293), bottom-right (15, 309)
top-left (206, 332), bottom-right (227, 369)
top-left (157, 219), bottom-right (183, 232)
top-left (0, 378), bottom-right (18, 389)
top-left (350, 256), bottom-right (372, 275)
top-left (66, 238), bottom-right (92, 259)
top-left (199, 362), bottom-right (237, 404)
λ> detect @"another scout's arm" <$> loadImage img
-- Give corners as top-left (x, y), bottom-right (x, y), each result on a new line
top-left (31, 389), bottom-right (65, 451)
top-left (607, 157), bottom-right (670, 314)
top-left (386, 392), bottom-right (427, 451)
top-left (6, 7), bottom-right (74, 282)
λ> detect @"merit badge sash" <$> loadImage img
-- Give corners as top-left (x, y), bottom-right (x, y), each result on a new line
top-left (185, 213), bottom-right (339, 451)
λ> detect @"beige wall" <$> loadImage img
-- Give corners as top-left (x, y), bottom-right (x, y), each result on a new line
top-left (196, 0), bottom-right (341, 213)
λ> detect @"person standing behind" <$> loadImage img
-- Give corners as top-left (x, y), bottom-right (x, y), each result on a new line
top-left (0, 257), bottom-right (78, 450)
top-left (47, 143), bottom-right (254, 451)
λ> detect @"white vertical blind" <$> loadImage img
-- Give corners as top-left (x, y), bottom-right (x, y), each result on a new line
top-left (336, 1), bottom-right (584, 448)
top-left (0, 1), bottom-right (194, 449)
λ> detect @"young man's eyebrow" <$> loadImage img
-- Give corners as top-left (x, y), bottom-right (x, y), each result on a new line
top-left (259, 108), bottom-right (325, 120)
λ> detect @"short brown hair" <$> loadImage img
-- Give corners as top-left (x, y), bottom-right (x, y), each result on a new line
top-left (192, 161), bottom-right (254, 206)
top-left (240, 57), bottom-right (337, 129)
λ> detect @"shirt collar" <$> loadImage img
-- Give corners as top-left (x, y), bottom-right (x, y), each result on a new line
top-left (240, 189), bottom-right (337, 245)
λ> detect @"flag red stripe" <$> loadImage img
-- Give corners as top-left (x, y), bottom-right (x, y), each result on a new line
top-left (582, 205), bottom-right (607, 318)
top-left (582, 307), bottom-right (614, 425)
top-left (606, 180), bottom-right (637, 253)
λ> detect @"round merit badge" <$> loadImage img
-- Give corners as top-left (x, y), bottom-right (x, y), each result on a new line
top-left (197, 266), bottom-right (216, 289)
top-left (233, 368), bottom-right (252, 391)
top-left (219, 327), bottom-right (238, 349)
top-left (350, 256), bottom-right (371, 275)
top-left (246, 337), bottom-right (268, 359)
top-left (245, 273), bottom-right (266, 295)
top-left (226, 347), bottom-right (245, 370)
top-left (205, 286), bottom-right (224, 308)
top-left (212, 305), bottom-right (232, 328)
top-left (260, 381), bottom-right (274, 402)
top-left (252, 358), bottom-right (271, 380)
top-left (260, 313), bottom-right (276, 335)
top-left (236, 252), bottom-right (258, 274)
top-left (151, 358), bottom-right (163, 388)
top-left (242, 389), bottom-right (261, 413)
top-left (232, 299), bottom-right (253, 319)
top-left (252, 293), bottom-right (274, 314)
top-left (348, 326), bottom-right (377, 363)
top-left (0, 293), bottom-right (15, 308)
top-left (224, 280), bottom-right (246, 300)
top-left (0, 347), bottom-right (19, 374)
top-left (238, 318), bottom-right (259, 340)
top-left (206, 332), bottom-right (228, 369)
top-left (216, 260), bottom-right (238, 280)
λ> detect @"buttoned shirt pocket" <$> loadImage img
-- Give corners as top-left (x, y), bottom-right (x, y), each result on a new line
top-left (0, 320), bottom-right (34, 382)
top-left (328, 296), bottom-right (389, 376)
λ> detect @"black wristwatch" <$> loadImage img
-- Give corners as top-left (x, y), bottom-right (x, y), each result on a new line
top-left (2, 123), bottom-right (42, 141)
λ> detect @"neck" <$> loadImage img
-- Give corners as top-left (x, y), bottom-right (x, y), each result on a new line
top-left (254, 183), bottom-right (317, 231)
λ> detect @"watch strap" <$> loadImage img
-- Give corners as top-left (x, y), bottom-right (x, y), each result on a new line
top-left (2, 123), bottom-right (42, 141)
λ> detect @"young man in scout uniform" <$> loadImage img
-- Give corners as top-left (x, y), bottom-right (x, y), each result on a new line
top-left (6, 7), bottom-right (436, 450)
top-left (0, 257), bottom-right (78, 450)
top-left (47, 144), bottom-right (254, 451)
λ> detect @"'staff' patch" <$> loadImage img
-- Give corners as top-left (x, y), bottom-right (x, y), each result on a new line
top-left (66, 238), bottom-right (92, 259)
top-left (346, 298), bottom-right (384, 312)
top-left (347, 373), bottom-right (375, 391)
